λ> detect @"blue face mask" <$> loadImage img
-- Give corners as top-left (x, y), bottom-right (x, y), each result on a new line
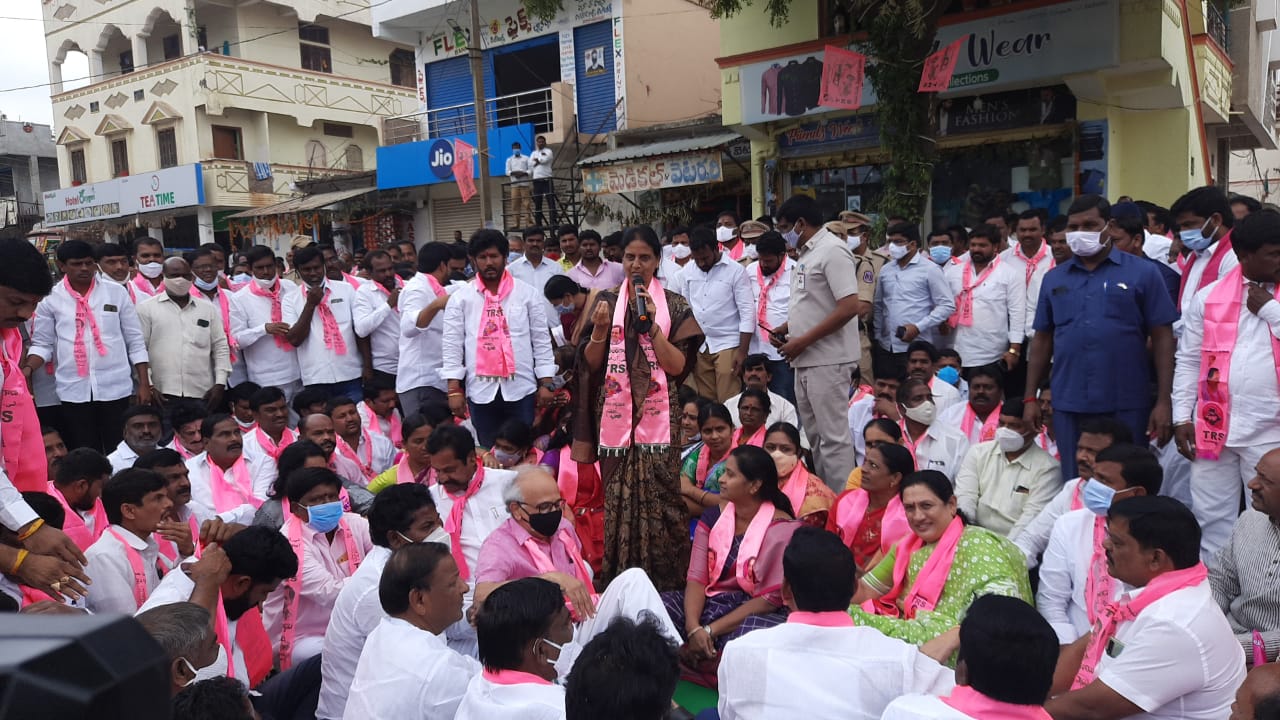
top-left (1082, 479), bottom-right (1120, 516)
top-left (929, 245), bottom-right (953, 265)
top-left (305, 501), bottom-right (344, 533)
top-left (1179, 218), bottom-right (1216, 252)
top-left (232, 273), bottom-right (251, 284)
top-left (936, 365), bottom-right (960, 387)
top-left (782, 228), bottom-right (800, 249)
top-left (554, 302), bottom-right (575, 317)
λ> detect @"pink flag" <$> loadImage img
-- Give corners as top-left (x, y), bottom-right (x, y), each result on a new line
top-left (453, 139), bottom-right (476, 204)
top-left (819, 46), bottom-right (866, 110)
top-left (918, 36), bottom-right (967, 93)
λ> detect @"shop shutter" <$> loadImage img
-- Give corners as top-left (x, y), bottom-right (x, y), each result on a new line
top-left (574, 21), bottom-right (616, 139)
top-left (431, 196), bottom-right (482, 243)
top-left (427, 57), bottom-right (476, 138)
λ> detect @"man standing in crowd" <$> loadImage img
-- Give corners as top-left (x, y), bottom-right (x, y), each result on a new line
top-left (26, 239), bottom-right (152, 454)
top-left (189, 246), bottom-right (246, 388)
top-left (945, 224), bottom-right (1025, 375)
top-left (231, 245), bottom-right (303, 404)
top-left (841, 211), bottom-right (885, 380)
top-left (679, 227), bottom-right (755, 404)
top-left (566, 229), bottom-right (624, 291)
top-left (506, 141), bottom-right (532, 228)
top-left (555, 226), bottom-right (581, 272)
top-left (130, 237), bottom-right (167, 301)
top-left (745, 231), bottom-right (796, 404)
top-left (398, 242), bottom-right (455, 420)
top-left (873, 222), bottom-right (955, 380)
top-left (1173, 209), bottom-right (1280, 560)
top-left (137, 256), bottom-right (230, 409)
top-left (530, 135), bottom-right (557, 228)
top-left (1002, 209), bottom-right (1055, 397)
top-left (772, 195), bottom-right (863, 490)
top-left (353, 250), bottom-right (403, 388)
top-left (1025, 194), bottom-right (1178, 479)
top-left (1172, 186), bottom-right (1238, 322)
top-left (95, 243), bottom-right (133, 291)
top-left (508, 226), bottom-right (566, 303)
top-left (286, 245), bottom-right (365, 402)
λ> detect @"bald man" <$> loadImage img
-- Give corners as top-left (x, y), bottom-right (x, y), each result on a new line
top-left (472, 465), bottom-right (681, 677)
top-left (1231, 664), bottom-right (1280, 720)
top-left (1211, 447), bottom-right (1280, 665)
top-left (136, 256), bottom-right (230, 408)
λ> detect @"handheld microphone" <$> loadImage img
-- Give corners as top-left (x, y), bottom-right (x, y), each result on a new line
top-left (631, 274), bottom-right (652, 335)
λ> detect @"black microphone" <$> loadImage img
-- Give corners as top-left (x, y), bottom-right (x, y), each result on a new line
top-left (631, 274), bottom-right (652, 335)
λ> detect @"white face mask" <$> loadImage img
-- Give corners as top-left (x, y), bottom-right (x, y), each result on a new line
top-left (770, 449), bottom-right (799, 476)
top-left (903, 399), bottom-right (937, 426)
top-left (716, 226), bottom-right (736, 243)
top-left (671, 244), bottom-right (691, 260)
top-left (742, 243), bottom-right (759, 260)
top-left (137, 261), bottom-right (164, 279)
top-left (887, 243), bottom-right (910, 261)
top-left (163, 277), bottom-right (192, 296)
top-left (1065, 229), bottom-right (1107, 257)
top-left (846, 234), bottom-right (863, 252)
top-left (253, 275), bottom-right (277, 290)
top-left (994, 426), bottom-right (1029, 453)
top-left (181, 646), bottom-right (229, 686)
top-left (399, 526), bottom-right (451, 547)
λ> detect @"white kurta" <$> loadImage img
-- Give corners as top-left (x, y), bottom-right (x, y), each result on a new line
top-left (343, 616), bottom-right (481, 720)
top-left (881, 694), bottom-right (981, 719)
top-left (1036, 507), bottom-right (1129, 644)
top-left (318, 546), bottom-right (392, 720)
top-left (454, 673), bottom-right (565, 720)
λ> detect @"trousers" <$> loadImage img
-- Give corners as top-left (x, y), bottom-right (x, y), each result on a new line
top-left (796, 362), bottom-right (858, 492)
top-left (1190, 441), bottom-right (1280, 562)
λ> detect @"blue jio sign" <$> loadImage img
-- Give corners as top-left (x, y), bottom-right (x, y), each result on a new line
top-left (377, 123), bottom-right (536, 190)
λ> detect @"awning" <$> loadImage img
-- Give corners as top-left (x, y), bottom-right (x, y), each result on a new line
top-left (578, 132), bottom-right (743, 167)
top-left (227, 187), bottom-right (375, 219)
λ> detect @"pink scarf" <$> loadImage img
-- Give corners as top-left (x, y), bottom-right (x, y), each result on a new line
top-left (865, 514), bottom-right (964, 618)
top-left (132, 273), bottom-right (161, 299)
top-left (1014, 240), bottom-right (1051, 287)
top-left (848, 384), bottom-right (873, 408)
top-left (254, 427), bottom-right (297, 463)
top-left (1179, 231), bottom-right (1234, 305)
top-left (755, 264), bottom-right (782, 343)
top-left (62, 277), bottom-right (108, 376)
top-left (960, 405), bottom-right (999, 443)
top-left (779, 464), bottom-right (811, 518)
top-left (1073, 563), bottom-right (1208, 689)
top-left (104, 527), bottom-right (161, 609)
top-left (336, 434), bottom-right (377, 481)
top-left (279, 514), bottom-right (363, 669)
top-left (313, 285), bottom-right (348, 355)
top-left (1083, 513), bottom-right (1115, 627)
top-left (831, 489), bottom-right (910, 558)
top-left (786, 610), bottom-right (854, 627)
top-left (1195, 266), bottom-right (1280, 460)
top-left (951, 257), bottom-right (1000, 327)
top-left (723, 241), bottom-right (744, 261)
top-left (213, 600), bottom-right (273, 687)
top-left (1070, 479), bottom-right (1085, 511)
top-left (522, 527), bottom-right (593, 588)
top-left (556, 445), bottom-right (599, 504)
top-left (193, 286), bottom-right (238, 362)
top-left (941, 686), bottom-right (1052, 720)
top-left (706, 501), bottom-right (775, 596)
top-left (599, 275), bottom-right (671, 454)
top-left (247, 279), bottom-right (290, 350)
top-left (209, 455), bottom-right (261, 510)
top-left (49, 483), bottom-right (107, 551)
top-left (473, 272), bottom-right (517, 380)
top-left (341, 272), bottom-right (363, 289)
top-left (362, 402), bottom-right (402, 448)
top-left (695, 444), bottom-right (728, 489)
top-left (394, 455), bottom-right (433, 485)
top-left (157, 514), bottom-right (202, 563)
top-left (732, 424), bottom-right (765, 448)
top-left (444, 467), bottom-right (485, 581)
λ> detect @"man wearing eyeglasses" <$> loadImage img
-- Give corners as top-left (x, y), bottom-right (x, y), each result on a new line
top-left (471, 465), bottom-right (681, 678)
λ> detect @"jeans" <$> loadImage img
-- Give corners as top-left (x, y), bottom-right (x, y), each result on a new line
top-left (533, 178), bottom-right (558, 227)
top-left (305, 379), bottom-right (363, 404)
top-left (468, 390), bottom-right (536, 448)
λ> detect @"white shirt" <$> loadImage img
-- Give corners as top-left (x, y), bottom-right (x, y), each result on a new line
top-left (508, 256), bottom-right (565, 299)
top-left (910, 423), bottom-right (971, 482)
top-left (353, 280), bottom-right (402, 375)
top-left (239, 427), bottom-right (296, 501)
top-left (230, 281), bottom-right (302, 388)
top-left (397, 274), bottom-right (458, 394)
top-left (881, 694), bottom-right (984, 719)
top-left (505, 153), bottom-right (531, 183)
top-left (529, 147), bottom-right (554, 180)
top-left (1178, 240), bottom-right (1239, 319)
top-left (184, 452), bottom-right (259, 526)
top-left (848, 392), bottom-right (876, 467)
top-left (726, 389), bottom-right (799, 431)
top-left (136, 292), bottom-right (231, 397)
top-left (717, 619), bottom-right (954, 720)
top-left (928, 377), bottom-right (963, 416)
top-left (29, 279), bottom-right (147, 403)
top-left (745, 258), bottom-right (793, 361)
top-left (1000, 242), bottom-right (1055, 337)
top-left (283, 279), bottom-right (362, 385)
top-left (936, 402), bottom-right (995, 447)
top-left (430, 468), bottom-right (515, 591)
top-left (84, 524), bottom-right (173, 615)
top-left (107, 440), bottom-right (149, 473)
top-left (344, 616), bottom-right (481, 720)
top-left (955, 440), bottom-right (1062, 542)
top-left (659, 257), bottom-right (690, 285)
top-left (1094, 582), bottom-right (1244, 720)
top-left (943, 259), bottom-right (1026, 367)
top-left (1015, 477), bottom-right (1084, 565)
top-left (677, 253), bottom-right (756, 354)
top-left (137, 568), bottom-right (252, 683)
top-left (441, 277), bottom-right (557, 405)
top-left (455, 673), bottom-right (565, 720)
top-left (1038, 507), bottom-right (1130, 643)
top-left (1172, 276), bottom-right (1280, 447)
top-left (318, 546), bottom-right (393, 720)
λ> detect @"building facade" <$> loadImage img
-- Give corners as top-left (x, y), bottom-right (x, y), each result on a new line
top-left (0, 120), bottom-right (59, 239)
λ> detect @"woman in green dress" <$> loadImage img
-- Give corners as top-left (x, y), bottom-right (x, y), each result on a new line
top-left (575, 226), bottom-right (703, 591)
top-left (679, 402), bottom-right (734, 517)
top-left (850, 470), bottom-right (1032, 648)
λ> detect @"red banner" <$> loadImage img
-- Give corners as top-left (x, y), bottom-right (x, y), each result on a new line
top-left (453, 139), bottom-right (476, 204)
top-left (918, 36), bottom-right (967, 93)
top-left (818, 46), bottom-right (867, 110)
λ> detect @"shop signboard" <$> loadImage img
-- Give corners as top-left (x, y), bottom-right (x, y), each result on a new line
top-left (581, 151), bottom-right (723, 195)
top-left (377, 123), bottom-right (536, 189)
top-left (739, 47), bottom-right (878, 126)
top-left (43, 163), bottom-right (205, 227)
top-left (776, 115), bottom-right (880, 158)
top-left (426, 0), bottom-right (614, 59)
top-left (937, 84), bottom-right (1076, 136)
top-left (43, 182), bottom-right (122, 227)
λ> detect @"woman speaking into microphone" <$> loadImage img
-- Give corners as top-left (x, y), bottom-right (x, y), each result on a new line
top-left (573, 225), bottom-right (704, 590)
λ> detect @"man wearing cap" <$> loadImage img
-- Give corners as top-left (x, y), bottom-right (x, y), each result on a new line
top-left (737, 219), bottom-right (771, 266)
top-left (284, 236), bottom-right (311, 285)
top-left (841, 212), bottom-right (884, 381)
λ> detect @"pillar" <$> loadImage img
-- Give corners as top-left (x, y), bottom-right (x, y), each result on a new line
top-left (49, 62), bottom-right (63, 94)
top-left (197, 207), bottom-right (215, 244)
top-left (132, 33), bottom-right (149, 70)
top-left (89, 50), bottom-right (105, 81)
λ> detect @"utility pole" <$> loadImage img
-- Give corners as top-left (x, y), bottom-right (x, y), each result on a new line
top-left (468, 0), bottom-right (492, 224)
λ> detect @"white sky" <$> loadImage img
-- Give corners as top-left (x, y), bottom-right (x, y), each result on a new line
top-left (2, 0), bottom-right (90, 129)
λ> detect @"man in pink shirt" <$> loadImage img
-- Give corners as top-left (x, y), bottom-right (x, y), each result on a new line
top-left (565, 230), bottom-right (625, 291)
top-left (473, 466), bottom-right (680, 676)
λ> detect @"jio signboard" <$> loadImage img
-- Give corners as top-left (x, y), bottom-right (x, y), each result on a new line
top-left (376, 123), bottom-right (536, 190)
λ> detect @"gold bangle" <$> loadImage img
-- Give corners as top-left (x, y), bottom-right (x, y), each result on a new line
top-left (447, 392), bottom-right (464, 398)
top-left (588, 335), bottom-right (608, 345)
top-left (17, 519), bottom-right (44, 542)
top-left (9, 549), bottom-right (28, 575)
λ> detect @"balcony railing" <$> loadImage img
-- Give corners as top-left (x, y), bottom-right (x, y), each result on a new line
top-left (382, 87), bottom-right (554, 146)
top-left (1269, 73), bottom-right (1278, 131)
top-left (1206, 1), bottom-right (1230, 52)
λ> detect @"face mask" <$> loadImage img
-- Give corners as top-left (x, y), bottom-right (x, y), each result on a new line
top-left (137, 261), bottom-right (164, 279)
top-left (770, 449), bottom-right (798, 476)
top-left (994, 426), bottom-right (1028, 453)
top-left (555, 302), bottom-right (575, 317)
top-left (1179, 219), bottom-right (1216, 252)
top-left (549, 373), bottom-right (568, 391)
top-left (398, 526), bottom-right (451, 547)
top-left (253, 275), bottom-right (276, 290)
top-left (742, 243), bottom-right (759, 260)
top-left (846, 234), bottom-right (863, 252)
top-left (513, 149), bottom-right (522, 156)
top-left (782, 229), bottom-right (800, 249)
top-left (181, 646), bottom-right (229, 686)
top-left (100, 272), bottom-right (126, 286)
top-left (508, 251), bottom-right (523, 263)
top-left (929, 246), bottom-right (952, 265)
top-left (232, 273), bottom-right (252, 284)
top-left (526, 508), bottom-right (563, 538)
top-left (936, 366), bottom-right (960, 387)
top-left (672, 244), bottom-right (692, 260)
top-left (903, 400), bottom-right (937, 426)
top-left (164, 277), bottom-right (192, 296)
top-left (716, 226), bottom-right (735, 243)
top-left (887, 243), bottom-right (910, 261)
top-left (492, 447), bottom-right (523, 467)
top-left (1066, 230), bottom-right (1107, 257)
top-left (305, 500), bottom-right (344, 533)
top-left (1082, 479), bottom-right (1118, 516)
top-left (194, 276), bottom-right (220, 291)
top-left (542, 637), bottom-right (566, 667)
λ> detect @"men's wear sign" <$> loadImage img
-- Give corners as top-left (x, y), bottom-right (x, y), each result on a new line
top-left (582, 151), bottom-right (723, 195)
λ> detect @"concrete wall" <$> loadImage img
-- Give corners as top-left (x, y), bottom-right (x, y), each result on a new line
top-left (621, 0), bottom-right (722, 128)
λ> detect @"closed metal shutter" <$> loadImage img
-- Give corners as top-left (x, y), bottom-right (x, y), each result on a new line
top-left (573, 20), bottom-right (616, 139)
top-left (426, 57), bottom-right (475, 138)
top-left (431, 196), bottom-right (482, 243)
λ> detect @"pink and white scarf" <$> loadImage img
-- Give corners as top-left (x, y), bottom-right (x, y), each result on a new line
top-left (474, 272), bottom-right (516, 380)
top-left (247, 279), bottom-right (290, 350)
top-left (951, 257), bottom-right (1000, 327)
top-left (706, 501), bottom-right (775, 596)
top-left (599, 275), bottom-right (671, 455)
top-left (62, 277), bottom-right (108, 376)
top-left (313, 285), bottom-right (348, 355)
top-left (864, 514), bottom-right (964, 618)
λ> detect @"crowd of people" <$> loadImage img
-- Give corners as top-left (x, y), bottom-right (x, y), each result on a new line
top-left (0, 185), bottom-right (1278, 719)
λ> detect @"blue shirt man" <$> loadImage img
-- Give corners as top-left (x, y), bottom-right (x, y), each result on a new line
top-left (1024, 194), bottom-right (1178, 479)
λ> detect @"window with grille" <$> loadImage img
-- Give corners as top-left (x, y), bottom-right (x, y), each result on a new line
top-left (345, 145), bottom-right (363, 171)
top-left (157, 128), bottom-right (178, 168)
top-left (111, 139), bottom-right (129, 177)
top-left (299, 23), bottom-right (332, 73)
top-left (70, 149), bottom-right (87, 184)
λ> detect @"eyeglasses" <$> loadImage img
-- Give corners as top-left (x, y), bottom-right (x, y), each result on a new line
top-left (518, 499), bottom-right (566, 514)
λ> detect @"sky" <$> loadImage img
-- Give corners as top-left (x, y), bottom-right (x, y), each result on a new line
top-left (3, 0), bottom-right (90, 128)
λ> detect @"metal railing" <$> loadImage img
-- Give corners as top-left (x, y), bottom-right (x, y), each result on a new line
top-left (1268, 73), bottom-right (1278, 132)
top-left (1206, 1), bottom-right (1229, 52)
top-left (382, 87), bottom-right (555, 146)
